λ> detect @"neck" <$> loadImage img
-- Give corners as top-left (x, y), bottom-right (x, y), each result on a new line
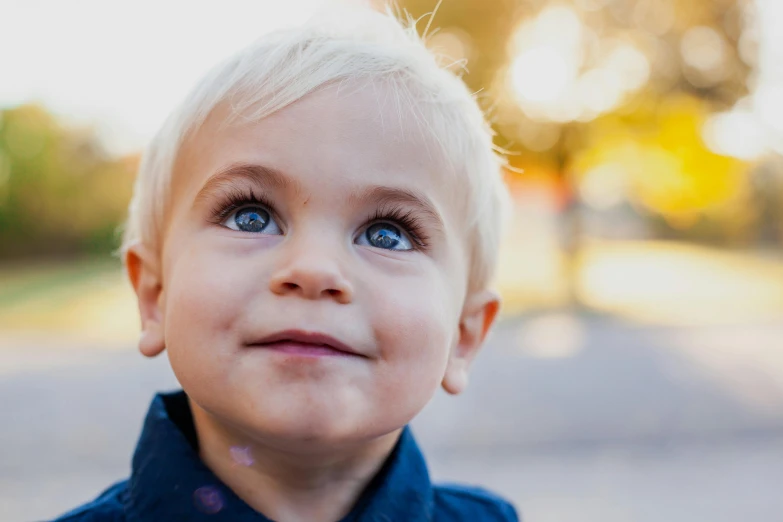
top-left (190, 401), bottom-right (401, 522)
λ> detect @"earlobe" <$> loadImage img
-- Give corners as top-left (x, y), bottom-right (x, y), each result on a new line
top-left (125, 244), bottom-right (166, 358)
top-left (442, 289), bottom-right (501, 395)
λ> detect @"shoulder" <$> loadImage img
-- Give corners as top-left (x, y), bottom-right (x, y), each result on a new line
top-left (433, 483), bottom-right (520, 522)
top-left (48, 480), bottom-right (128, 522)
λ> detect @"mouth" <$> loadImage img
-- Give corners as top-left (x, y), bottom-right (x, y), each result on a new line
top-left (246, 330), bottom-right (365, 358)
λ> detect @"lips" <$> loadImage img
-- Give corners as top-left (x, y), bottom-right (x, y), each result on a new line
top-left (247, 329), bottom-right (364, 357)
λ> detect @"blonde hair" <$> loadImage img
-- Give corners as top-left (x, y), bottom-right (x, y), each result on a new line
top-left (121, 2), bottom-right (509, 290)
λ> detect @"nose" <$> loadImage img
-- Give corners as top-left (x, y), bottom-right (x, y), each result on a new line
top-left (268, 236), bottom-right (354, 304)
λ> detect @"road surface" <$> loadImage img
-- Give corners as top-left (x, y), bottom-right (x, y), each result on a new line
top-left (2, 313), bottom-right (783, 521)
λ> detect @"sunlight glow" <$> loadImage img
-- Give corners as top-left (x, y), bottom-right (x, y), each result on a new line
top-left (509, 5), bottom-right (650, 123)
top-left (0, 0), bottom-right (327, 155)
top-left (703, 110), bottom-right (769, 160)
top-left (755, 84), bottom-right (783, 134)
top-left (701, 0), bottom-right (783, 159)
top-left (512, 47), bottom-right (573, 103)
top-left (681, 26), bottom-right (726, 74)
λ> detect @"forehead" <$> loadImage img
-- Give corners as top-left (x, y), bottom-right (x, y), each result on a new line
top-left (174, 81), bottom-right (457, 205)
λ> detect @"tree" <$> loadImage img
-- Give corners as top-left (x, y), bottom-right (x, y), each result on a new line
top-left (397, 0), bottom-right (756, 304)
top-left (0, 104), bottom-right (137, 260)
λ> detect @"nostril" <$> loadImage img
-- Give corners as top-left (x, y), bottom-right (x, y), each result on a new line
top-left (270, 271), bottom-right (351, 301)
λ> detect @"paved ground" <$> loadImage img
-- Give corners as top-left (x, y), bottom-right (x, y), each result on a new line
top-left (2, 313), bottom-right (783, 521)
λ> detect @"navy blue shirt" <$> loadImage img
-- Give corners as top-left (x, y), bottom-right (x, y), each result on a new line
top-left (51, 390), bottom-right (519, 522)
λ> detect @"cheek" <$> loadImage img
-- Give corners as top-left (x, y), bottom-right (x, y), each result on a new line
top-left (368, 270), bottom-right (459, 404)
top-left (162, 241), bottom-right (263, 381)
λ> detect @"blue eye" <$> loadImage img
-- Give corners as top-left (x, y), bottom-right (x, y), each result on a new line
top-left (222, 206), bottom-right (282, 235)
top-left (359, 223), bottom-right (413, 251)
top-left (236, 207), bottom-right (269, 232)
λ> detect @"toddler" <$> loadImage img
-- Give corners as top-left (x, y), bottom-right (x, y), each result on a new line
top-left (53, 3), bottom-right (517, 521)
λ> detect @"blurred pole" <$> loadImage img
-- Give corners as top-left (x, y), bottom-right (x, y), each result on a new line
top-left (557, 122), bottom-right (583, 309)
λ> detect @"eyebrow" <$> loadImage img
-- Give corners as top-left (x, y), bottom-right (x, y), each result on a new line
top-left (195, 162), bottom-right (445, 231)
top-left (194, 162), bottom-right (303, 206)
top-left (348, 185), bottom-right (445, 232)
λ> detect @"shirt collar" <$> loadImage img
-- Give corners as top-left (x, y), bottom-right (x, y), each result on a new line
top-left (126, 390), bottom-right (434, 522)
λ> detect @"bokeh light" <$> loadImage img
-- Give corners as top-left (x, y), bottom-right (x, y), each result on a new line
top-left (509, 5), bottom-right (651, 124)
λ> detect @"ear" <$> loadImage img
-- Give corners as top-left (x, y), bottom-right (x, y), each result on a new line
top-left (442, 289), bottom-right (501, 395)
top-left (125, 243), bottom-right (166, 358)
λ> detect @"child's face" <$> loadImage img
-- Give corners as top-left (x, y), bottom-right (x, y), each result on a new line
top-left (129, 82), bottom-right (498, 446)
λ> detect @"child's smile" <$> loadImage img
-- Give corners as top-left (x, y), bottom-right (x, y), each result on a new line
top-left (245, 329), bottom-right (368, 358)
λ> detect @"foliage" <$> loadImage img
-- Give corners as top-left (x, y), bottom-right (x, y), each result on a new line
top-left (0, 104), bottom-right (137, 259)
top-left (398, 0), bottom-right (768, 240)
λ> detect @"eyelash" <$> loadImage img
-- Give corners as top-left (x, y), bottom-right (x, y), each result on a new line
top-left (366, 204), bottom-right (429, 250)
top-left (208, 187), bottom-right (279, 226)
top-left (208, 189), bottom-right (430, 250)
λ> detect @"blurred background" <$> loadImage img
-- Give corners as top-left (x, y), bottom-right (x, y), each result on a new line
top-left (1, 0), bottom-right (782, 520)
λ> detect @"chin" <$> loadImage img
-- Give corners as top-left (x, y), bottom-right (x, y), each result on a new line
top-left (247, 399), bottom-right (411, 453)
top-left (238, 417), bottom-right (379, 454)
top-left (188, 377), bottom-right (417, 450)
top-left (221, 394), bottom-right (366, 444)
